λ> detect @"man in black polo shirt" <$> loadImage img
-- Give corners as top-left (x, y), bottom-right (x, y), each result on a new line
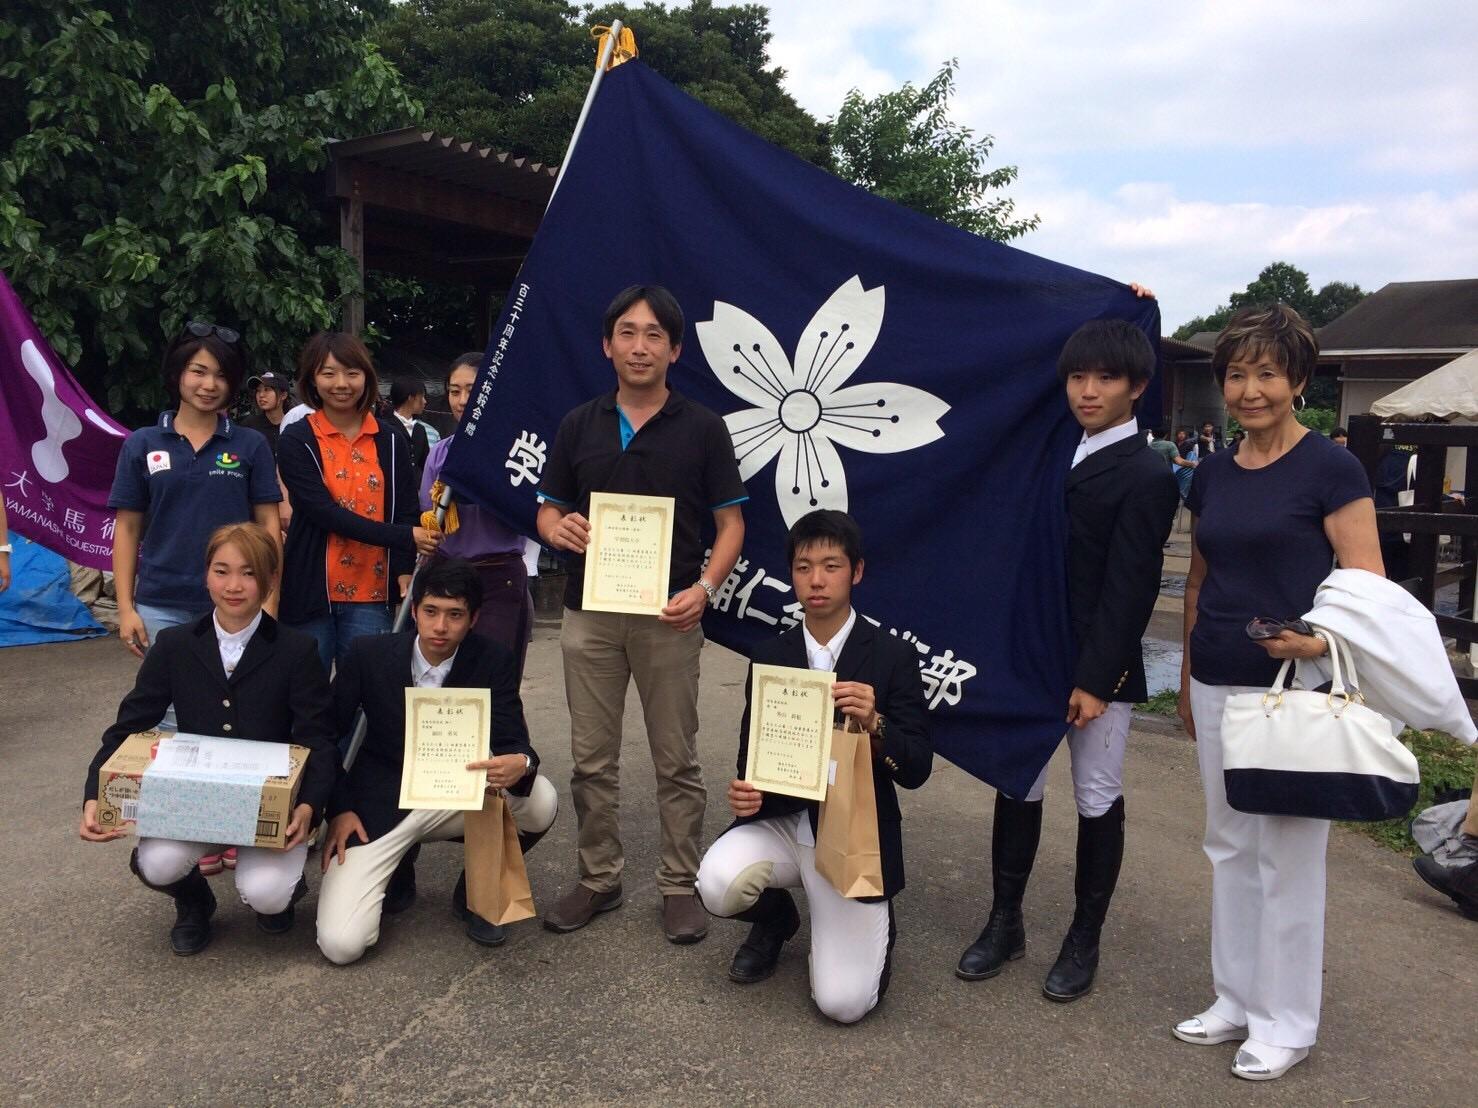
top-left (536, 285), bottom-right (747, 944)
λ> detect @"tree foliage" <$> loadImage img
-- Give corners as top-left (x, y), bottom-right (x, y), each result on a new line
top-left (830, 59), bottom-right (1038, 241)
top-left (1173, 262), bottom-right (1368, 340)
top-left (0, 1), bottom-right (418, 414)
top-left (376, 0), bottom-right (830, 168)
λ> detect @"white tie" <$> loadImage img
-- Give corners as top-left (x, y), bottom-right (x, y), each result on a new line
top-left (815, 646), bottom-right (834, 672)
top-left (1072, 437), bottom-right (1090, 468)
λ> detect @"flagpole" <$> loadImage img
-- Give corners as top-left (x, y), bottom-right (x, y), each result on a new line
top-left (551, 19), bottom-right (623, 201)
top-left (341, 21), bottom-right (624, 773)
top-left (338, 26), bottom-right (617, 774)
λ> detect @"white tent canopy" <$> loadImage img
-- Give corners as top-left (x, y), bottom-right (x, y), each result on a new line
top-left (1370, 349), bottom-right (1478, 421)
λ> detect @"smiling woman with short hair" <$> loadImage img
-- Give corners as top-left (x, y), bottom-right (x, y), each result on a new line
top-left (1174, 303), bottom-right (1384, 1081)
top-left (80, 522), bottom-right (337, 955)
top-left (276, 332), bottom-right (442, 678)
top-left (107, 322), bottom-right (282, 668)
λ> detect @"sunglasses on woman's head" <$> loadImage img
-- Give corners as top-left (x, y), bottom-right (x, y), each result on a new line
top-left (184, 320), bottom-right (240, 344)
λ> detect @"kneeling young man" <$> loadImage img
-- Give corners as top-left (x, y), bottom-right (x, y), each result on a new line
top-left (956, 318), bottom-right (1178, 1000)
top-left (316, 559), bottom-right (558, 964)
top-left (696, 510), bottom-right (932, 1024)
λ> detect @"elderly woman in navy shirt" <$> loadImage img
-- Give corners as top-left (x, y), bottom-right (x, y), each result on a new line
top-left (1174, 304), bottom-right (1383, 1082)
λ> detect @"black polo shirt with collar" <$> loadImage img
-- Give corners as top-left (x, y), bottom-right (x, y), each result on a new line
top-left (538, 387), bottom-right (747, 610)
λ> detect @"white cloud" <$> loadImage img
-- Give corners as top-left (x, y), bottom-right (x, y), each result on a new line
top-left (779, 0), bottom-right (1478, 172)
top-left (1014, 172), bottom-right (1478, 328)
top-left (742, 0), bottom-right (1478, 328)
top-left (759, 1), bottom-right (900, 115)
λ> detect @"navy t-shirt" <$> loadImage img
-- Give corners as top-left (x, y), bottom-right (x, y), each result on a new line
top-left (1187, 431), bottom-right (1371, 687)
top-left (108, 413), bottom-right (281, 610)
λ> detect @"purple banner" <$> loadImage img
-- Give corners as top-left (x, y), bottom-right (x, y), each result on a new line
top-left (0, 271), bottom-right (128, 570)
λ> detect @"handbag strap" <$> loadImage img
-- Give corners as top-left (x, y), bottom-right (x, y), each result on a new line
top-left (1268, 629), bottom-right (1350, 707)
top-left (1319, 630), bottom-right (1347, 695)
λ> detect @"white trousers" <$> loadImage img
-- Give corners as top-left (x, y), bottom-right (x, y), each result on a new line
top-left (135, 837), bottom-right (308, 914)
top-left (696, 813), bottom-right (891, 1025)
top-left (316, 776), bottom-right (558, 966)
top-left (1191, 679), bottom-right (1329, 1048)
top-left (1015, 701), bottom-right (1131, 816)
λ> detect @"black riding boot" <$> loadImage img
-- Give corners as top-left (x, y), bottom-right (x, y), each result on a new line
top-left (728, 888), bottom-right (801, 984)
top-left (1043, 795), bottom-right (1125, 1002)
top-left (384, 844), bottom-right (420, 916)
top-left (957, 794), bottom-right (1043, 980)
top-left (517, 824), bottom-right (550, 855)
top-left (130, 848), bottom-right (217, 956)
top-left (451, 824), bottom-right (549, 948)
top-left (255, 877), bottom-right (309, 935)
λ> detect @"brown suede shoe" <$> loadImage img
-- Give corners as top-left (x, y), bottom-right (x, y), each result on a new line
top-left (543, 883), bottom-right (623, 933)
top-left (662, 893), bottom-right (709, 944)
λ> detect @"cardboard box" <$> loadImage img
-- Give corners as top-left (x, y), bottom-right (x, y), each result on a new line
top-left (95, 732), bottom-right (309, 849)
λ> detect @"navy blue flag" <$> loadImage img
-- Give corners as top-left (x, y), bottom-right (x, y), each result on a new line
top-left (441, 59), bottom-right (1161, 798)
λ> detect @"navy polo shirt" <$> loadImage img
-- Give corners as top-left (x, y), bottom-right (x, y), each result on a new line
top-left (108, 413), bottom-right (281, 610)
top-left (538, 388), bottom-right (747, 609)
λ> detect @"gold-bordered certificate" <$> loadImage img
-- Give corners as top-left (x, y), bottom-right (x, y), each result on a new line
top-left (581, 492), bottom-right (674, 616)
top-left (744, 663), bottom-right (836, 802)
top-left (398, 688), bottom-right (492, 810)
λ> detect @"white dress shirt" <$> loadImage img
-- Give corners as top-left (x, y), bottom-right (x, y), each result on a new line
top-left (802, 607), bottom-right (857, 673)
top-left (1072, 416), bottom-right (1140, 469)
top-left (213, 610), bottom-right (262, 677)
top-left (411, 638), bottom-right (458, 689)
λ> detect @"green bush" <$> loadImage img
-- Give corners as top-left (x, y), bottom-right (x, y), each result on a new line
top-left (1346, 729), bottom-right (1476, 855)
top-left (1136, 688), bottom-right (1180, 716)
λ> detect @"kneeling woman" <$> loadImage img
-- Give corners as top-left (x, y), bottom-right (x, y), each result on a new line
top-left (79, 523), bottom-right (337, 955)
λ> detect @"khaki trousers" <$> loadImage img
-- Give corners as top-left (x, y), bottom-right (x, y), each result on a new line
top-left (561, 607), bottom-right (705, 895)
top-left (1465, 772), bottom-right (1478, 838)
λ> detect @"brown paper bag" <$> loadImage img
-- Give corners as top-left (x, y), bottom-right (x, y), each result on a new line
top-left (462, 790), bottom-right (536, 925)
top-left (814, 721), bottom-right (884, 899)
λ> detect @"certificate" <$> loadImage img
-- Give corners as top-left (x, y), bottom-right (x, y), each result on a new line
top-left (581, 492), bottom-right (674, 616)
top-left (744, 663), bottom-right (836, 802)
top-left (398, 688), bottom-right (492, 811)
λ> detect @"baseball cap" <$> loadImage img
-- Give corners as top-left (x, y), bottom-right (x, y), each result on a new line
top-left (247, 371), bottom-right (290, 391)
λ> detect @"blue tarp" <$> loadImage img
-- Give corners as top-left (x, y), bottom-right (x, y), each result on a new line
top-left (0, 535), bottom-right (106, 647)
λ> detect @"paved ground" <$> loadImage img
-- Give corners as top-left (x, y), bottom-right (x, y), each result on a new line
top-left (3, 624), bottom-right (1474, 1106)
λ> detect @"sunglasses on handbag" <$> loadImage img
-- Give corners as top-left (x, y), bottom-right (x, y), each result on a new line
top-left (183, 320), bottom-right (240, 344)
top-left (1245, 617), bottom-right (1315, 641)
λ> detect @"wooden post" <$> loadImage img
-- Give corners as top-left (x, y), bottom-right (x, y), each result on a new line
top-left (1410, 442), bottom-right (1447, 607)
top-left (340, 186), bottom-right (365, 336)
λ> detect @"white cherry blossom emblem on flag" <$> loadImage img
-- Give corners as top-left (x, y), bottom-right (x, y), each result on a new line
top-left (698, 276), bottom-right (950, 527)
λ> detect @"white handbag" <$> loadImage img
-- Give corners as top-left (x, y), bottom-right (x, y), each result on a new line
top-left (1221, 631), bottom-right (1420, 822)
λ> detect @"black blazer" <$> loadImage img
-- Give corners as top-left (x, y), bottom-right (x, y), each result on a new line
top-left (277, 415), bottom-right (419, 623)
top-left (387, 413), bottom-right (432, 478)
top-left (1065, 433), bottom-right (1180, 703)
top-left (84, 613), bottom-right (338, 817)
top-left (328, 631), bottom-right (539, 842)
top-left (734, 617), bottom-right (932, 901)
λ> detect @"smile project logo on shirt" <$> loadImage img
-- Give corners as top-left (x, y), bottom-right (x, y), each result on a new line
top-left (215, 451), bottom-right (241, 470)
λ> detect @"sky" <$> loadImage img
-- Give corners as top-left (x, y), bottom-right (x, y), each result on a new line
top-left (716, 0), bottom-right (1478, 331)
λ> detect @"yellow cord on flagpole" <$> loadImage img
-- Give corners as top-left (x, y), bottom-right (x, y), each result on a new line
top-left (421, 480), bottom-right (460, 535)
top-left (591, 24), bottom-right (639, 69)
